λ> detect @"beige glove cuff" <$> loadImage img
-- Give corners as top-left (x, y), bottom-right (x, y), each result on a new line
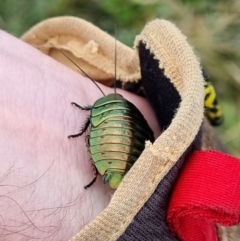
top-left (21, 16), bottom-right (140, 86)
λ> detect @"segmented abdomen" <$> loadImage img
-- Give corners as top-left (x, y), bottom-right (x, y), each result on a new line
top-left (89, 98), bottom-right (154, 179)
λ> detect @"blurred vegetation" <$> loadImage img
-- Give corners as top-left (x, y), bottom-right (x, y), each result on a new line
top-left (0, 0), bottom-right (239, 156)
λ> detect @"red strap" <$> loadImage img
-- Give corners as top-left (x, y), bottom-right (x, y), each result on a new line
top-left (167, 150), bottom-right (240, 241)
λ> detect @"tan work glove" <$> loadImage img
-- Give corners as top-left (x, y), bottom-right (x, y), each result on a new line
top-left (19, 17), bottom-right (240, 241)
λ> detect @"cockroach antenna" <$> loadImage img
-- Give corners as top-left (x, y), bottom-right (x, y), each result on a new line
top-left (49, 43), bottom-right (105, 96)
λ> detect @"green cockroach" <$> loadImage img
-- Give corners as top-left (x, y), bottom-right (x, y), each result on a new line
top-left (59, 46), bottom-right (154, 189)
top-left (68, 91), bottom-right (155, 189)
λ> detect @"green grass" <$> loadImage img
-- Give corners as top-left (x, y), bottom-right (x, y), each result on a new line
top-left (1, 0), bottom-right (239, 156)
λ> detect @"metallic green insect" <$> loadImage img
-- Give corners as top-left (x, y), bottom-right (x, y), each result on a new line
top-left (58, 46), bottom-right (155, 189)
top-left (204, 80), bottom-right (224, 126)
top-left (68, 91), bottom-right (154, 189)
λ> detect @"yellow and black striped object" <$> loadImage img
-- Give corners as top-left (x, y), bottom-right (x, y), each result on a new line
top-left (204, 80), bottom-right (224, 126)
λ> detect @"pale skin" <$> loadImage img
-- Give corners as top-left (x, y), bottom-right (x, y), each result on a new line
top-left (0, 30), bottom-right (161, 240)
